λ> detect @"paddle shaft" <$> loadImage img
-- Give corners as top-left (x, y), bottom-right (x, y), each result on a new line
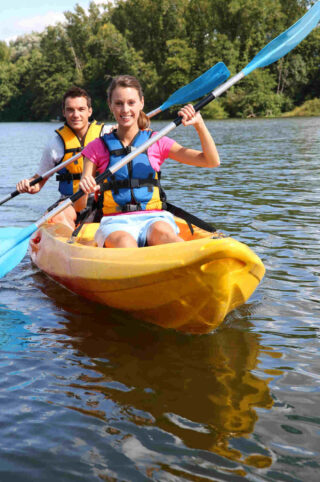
top-left (21, 0), bottom-right (320, 228)
top-left (0, 63), bottom-right (229, 207)
top-left (1, 3), bottom-right (320, 279)
top-left (146, 70), bottom-right (237, 118)
top-left (34, 74), bottom-right (248, 229)
top-left (0, 152), bottom-right (82, 206)
top-left (2, 1), bottom-right (319, 210)
top-left (147, 107), bottom-right (162, 118)
top-left (178, 2), bottom-right (320, 112)
top-left (34, 125), bottom-right (190, 227)
top-left (147, 62), bottom-right (230, 118)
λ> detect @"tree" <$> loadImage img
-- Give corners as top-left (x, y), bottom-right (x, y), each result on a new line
top-left (223, 69), bottom-right (291, 118)
top-left (111, 0), bottom-right (188, 74)
top-left (161, 39), bottom-right (197, 103)
top-left (0, 41), bottom-right (10, 62)
top-left (0, 0), bottom-right (318, 121)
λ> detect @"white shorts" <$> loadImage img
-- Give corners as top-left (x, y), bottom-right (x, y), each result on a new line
top-left (94, 211), bottom-right (179, 247)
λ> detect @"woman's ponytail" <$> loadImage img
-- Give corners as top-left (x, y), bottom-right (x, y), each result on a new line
top-left (138, 110), bottom-right (150, 130)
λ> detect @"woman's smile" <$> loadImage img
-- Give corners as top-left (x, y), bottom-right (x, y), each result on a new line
top-left (110, 86), bottom-right (144, 128)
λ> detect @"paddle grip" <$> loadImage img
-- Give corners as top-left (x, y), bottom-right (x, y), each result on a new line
top-left (95, 169), bottom-right (112, 185)
top-left (2, 175), bottom-right (45, 204)
top-left (173, 92), bottom-right (216, 127)
top-left (68, 169), bottom-right (112, 204)
top-left (29, 175), bottom-right (44, 187)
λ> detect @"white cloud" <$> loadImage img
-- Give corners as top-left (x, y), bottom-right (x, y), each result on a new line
top-left (2, 1), bottom-right (113, 43)
top-left (17, 12), bottom-right (65, 32)
top-left (4, 11), bottom-right (65, 43)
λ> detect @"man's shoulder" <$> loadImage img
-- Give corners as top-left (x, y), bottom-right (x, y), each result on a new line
top-left (41, 131), bottom-right (64, 161)
top-left (46, 130), bottom-right (64, 148)
top-left (101, 124), bottom-right (115, 136)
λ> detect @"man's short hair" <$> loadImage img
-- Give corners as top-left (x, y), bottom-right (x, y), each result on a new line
top-left (62, 86), bottom-right (92, 110)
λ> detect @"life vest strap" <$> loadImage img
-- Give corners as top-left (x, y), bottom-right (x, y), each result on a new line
top-left (64, 147), bottom-right (82, 154)
top-left (101, 176), bottom-right (159, 194)
top-left (109, 146), bottom-right (134, 157)
top-left (117, 203), bottom-right (143, 213)
top-left (56, 173), bottom-right (82, 182)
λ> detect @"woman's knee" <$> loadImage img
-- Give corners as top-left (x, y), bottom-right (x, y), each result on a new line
top-left (104, 230), bottom-right (137, 248)
top-left (147, 221), bottom-right (182, 245)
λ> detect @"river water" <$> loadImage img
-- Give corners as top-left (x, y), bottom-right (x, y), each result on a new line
top-left (0, 117), bottom-right (319, 481)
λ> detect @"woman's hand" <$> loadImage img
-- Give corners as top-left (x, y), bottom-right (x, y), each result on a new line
top-left (178, 104), bottom-right (204, 129)
top-left (74, 158), bottom-right (97, 212)
top-left (169, 104), bottom-right (220, 168)
top-left (79, 175), bottom-right (100, 194)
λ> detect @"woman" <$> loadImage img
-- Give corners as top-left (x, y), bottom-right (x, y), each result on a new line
top-left (75, 75), bottom-right (220, 248)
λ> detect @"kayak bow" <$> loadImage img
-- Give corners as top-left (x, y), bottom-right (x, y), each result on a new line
top-left (29, 219), bottom-right (265, 334)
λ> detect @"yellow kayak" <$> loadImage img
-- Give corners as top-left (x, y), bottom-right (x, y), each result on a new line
top-left (29, 219), bottom-right (265, 334)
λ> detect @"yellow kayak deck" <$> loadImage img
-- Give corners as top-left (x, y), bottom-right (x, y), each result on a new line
top-left (29, 219), bottom-right (265, 334)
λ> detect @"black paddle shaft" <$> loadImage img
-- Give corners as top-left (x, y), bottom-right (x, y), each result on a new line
top-left (69, 92), bottom-right (216, 205)
top-left (68, 169), bottom-right (113, 204)
top-left (0, 175), bottom-right (45, 205)
top-left (173, 92), bottom-right (216, 127)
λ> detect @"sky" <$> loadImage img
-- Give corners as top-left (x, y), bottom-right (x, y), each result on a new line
top-left (0, 1), bottom-right (102, 43)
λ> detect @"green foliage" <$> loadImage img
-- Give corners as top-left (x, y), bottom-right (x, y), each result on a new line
top-left (0, 62), bottom-right (19, 111)
top-left (0, 41), bottom-right (10, 62)
top-left (202, 99), bottom-right (228, 119)
top-left (111, 0), bottom-right (188, 74)
top-left (0, 0), bottom-right (319, 121)
top-left (283, 98), bottom-right (320, 117)
top-left (223, 70), bottom-right (292, 118)
top-left (10, 33), bottom-right (42, 61)
top-left (162, 39), bottom-right (197, 97)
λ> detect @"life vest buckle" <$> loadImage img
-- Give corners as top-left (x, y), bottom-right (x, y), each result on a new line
top-left (119, 203), bottom-right (141, 212)
top-left (130, 178), bottom-right (140, 188)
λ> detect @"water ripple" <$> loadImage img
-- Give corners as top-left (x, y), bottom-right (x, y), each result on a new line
top-left (0, 118), bottom-right (320, 481)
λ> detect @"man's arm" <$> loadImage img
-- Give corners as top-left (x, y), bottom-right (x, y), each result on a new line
top-left (16, 134), bottom-right (64, 194)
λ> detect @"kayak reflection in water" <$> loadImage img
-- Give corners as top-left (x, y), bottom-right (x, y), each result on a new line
top-left (74, 75), bottom-right (220, 248)
top-left (46, 295), bottom-right (275, 471)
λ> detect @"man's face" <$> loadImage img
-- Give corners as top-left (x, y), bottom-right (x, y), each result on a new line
top-left (63, 96), bottom-right (92, 134)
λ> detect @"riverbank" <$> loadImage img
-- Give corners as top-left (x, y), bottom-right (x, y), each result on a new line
top-left (2, 97), bottom-right (319, 124)
top-left (199, 97), bottom-right (320, 120)
top-left (282, 98), bottom-right (320, 117)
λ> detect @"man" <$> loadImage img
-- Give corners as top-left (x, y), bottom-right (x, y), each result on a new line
top-left (16, 86), bottom-right (111, 228)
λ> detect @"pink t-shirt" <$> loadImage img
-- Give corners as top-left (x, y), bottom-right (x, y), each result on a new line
top-left (82, 133), bottom-right (176, 173)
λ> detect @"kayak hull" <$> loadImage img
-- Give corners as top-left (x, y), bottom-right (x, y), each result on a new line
top-left (29, 220), bottom-right (265, 334)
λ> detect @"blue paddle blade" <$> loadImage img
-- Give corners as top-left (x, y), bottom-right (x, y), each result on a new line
top-left (0, 236), bottom-right (30, 278)
top-left (243, 2), bottom-right (320, 76)
top-left (159, 62), bottom-right (230, 112)
top-left (0, 227), bottom-right (27, 238)
top-left (0, 223), bottom-right (38, 278)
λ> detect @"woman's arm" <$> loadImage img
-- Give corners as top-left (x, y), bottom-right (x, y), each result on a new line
top-left (168, 104), bottom-right (220, 168)
top-left (73, 158), bottom-right (98, 212)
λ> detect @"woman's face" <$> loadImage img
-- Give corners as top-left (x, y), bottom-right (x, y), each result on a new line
top-left (109, 86), bottom-right (144, 128)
